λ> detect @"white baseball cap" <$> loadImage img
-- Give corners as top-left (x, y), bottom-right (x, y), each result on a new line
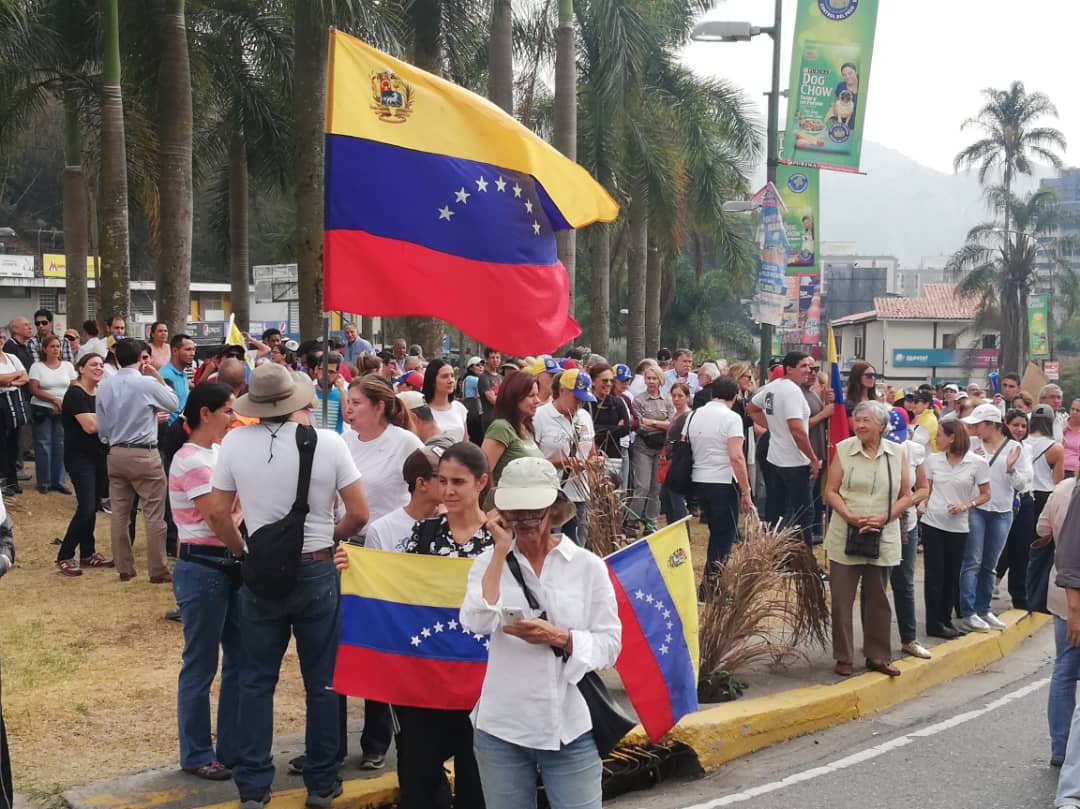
top-left (961, 403), bottom-right (1002, 424)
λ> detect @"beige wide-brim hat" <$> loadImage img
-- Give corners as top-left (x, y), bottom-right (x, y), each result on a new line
top-left (488, 456), bottom-right (577, 526)
top-left (234, 363), bottom-right (318, 418)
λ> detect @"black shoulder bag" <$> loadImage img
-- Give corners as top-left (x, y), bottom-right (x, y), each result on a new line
top-left (664, 410), bottom-right (697, 497)
top-left (242, 424), bottom-right (317, 599)
top-left (505, 553), bottom-right (635, 758)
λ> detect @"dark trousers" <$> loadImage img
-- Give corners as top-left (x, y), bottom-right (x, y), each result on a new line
top-left (765, 463), bottom-right (814, 545)
top-left (0, 666), bottom-right (10, 809)
top-left (697, 482), bottom-right (740, 580)
top-left (1027, 490), bottom-right (1054, 614)
top-left (395, 706), bottom-right (485, 809)
top-left (362, 700), bottom-right (393, 756)
top-left (922, 523), bottom-right (966, 631)
top-left (996, 493), bottom-right (1034, 609)
top-left (57, 453), bottom-right (106, 561)
top-left (0, 425), bottom-right (16, 486)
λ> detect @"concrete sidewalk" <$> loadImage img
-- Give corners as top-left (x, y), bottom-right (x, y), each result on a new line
top-left (61, 587), bottom-right (1050, 809)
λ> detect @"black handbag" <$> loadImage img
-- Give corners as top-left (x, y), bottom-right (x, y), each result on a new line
top-left (0, 389), bottom-right (27, 432)
top-left (639, 429), bottom-right (666, 451)
top-left (843, 449), bottom-right (892, 559)
top-left (505, 554), bottom-right (635, 757)
top-left (241, 425), bottom-right (316, 599)
top-left (664, 410), bottom-right (697, 496)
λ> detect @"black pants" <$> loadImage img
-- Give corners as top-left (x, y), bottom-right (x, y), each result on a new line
top-left (1, 665), bottom-right (11, 809)
top-left (922, 523), bottom-right (966, 631)
top-left (0, 424), bottom-right (17, 486)
top-left (697, 482), bottom-right (740, 579)
top-left (394, 706), bottom-right (484, 809)
top-left (996, 493), bottom-right (1034, 609)
top-left (57, 453), bottom-right (106, 561)
top-left (765, 463), bottom-right (814, 545)
top-left (1026, 490), bottom-right (1054, 614)
top-left (362, 699), bottom-right (393, 756)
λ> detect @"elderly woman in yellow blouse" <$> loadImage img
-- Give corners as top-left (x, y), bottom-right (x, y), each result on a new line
top-left (823, 400), bottom-right (913, 678)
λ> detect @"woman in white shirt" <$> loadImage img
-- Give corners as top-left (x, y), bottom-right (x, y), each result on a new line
top-left (995, 409), bottom-right (1048, 610)
top-left (422, 359), bottom-right (469, 443)
top-left (920, 419), bottom-right (990, 639)
top-left (1024, 404), bottom-right (1065, 615)
top-left (958, 403), bottom-right (1032, 633)
top-left (461, 457), bottom-right (620, 809)
top-left (28, 334), bottom-right (76, 494)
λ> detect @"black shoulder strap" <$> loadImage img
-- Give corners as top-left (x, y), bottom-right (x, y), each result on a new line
top-left (504, 552), bottom-right (563, 659)
top-left (292, 424), bottom-right (317, 513)
top-left (988, 439), bottom-right (1010, 469)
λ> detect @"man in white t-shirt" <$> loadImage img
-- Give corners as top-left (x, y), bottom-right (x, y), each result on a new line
top-left (365, 447), bottom-right (444, 552)
top-left (204, 363), bottom-right (368, 807)
top-left (685, 376), bottom-right (752, 585)
top-left (747, 351), bottom-right (820, 545)
top-left (532, 370), bottom-right (597, 546)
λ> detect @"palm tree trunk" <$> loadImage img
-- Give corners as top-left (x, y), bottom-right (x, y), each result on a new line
top-left (293, 2), bottom-right (327, 340)
top-left (156, 0), bottom-right (193, 336)
top-left (362, 315), bottom-right (374, 344)
top-left (626, 183), bottom-right (647, 364)
top-left (488, 0), bottom-right (513, 114)
top-left (228, 130), bottom-right (250, 332)
top-left (589, 222), bottom-right (610, 356)
top-left (62, 90), bottom-right (89, 330)
top-left (98, 0), bottom-right (130, 323)
top-left (645, 236), bottom-right (661, 355)
top-left (553, 0), bottom-right (577, 340)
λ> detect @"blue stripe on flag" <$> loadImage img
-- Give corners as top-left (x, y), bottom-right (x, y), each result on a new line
top-left (340, 594), bottom-right (489, 662)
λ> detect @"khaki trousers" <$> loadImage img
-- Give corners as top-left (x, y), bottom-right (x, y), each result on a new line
top-left (108, 447), bottom-right (169, 579)
top-left (829, 561), bottom-right (892, 664)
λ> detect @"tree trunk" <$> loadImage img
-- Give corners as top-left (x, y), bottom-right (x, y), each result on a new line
top-left (1003, 284), bottom-right (1024, 375)
top-left (228, 130), bottom-right (250, 331)
top-left (62, 91), bottom-right (89, 330)
top-left (589, 222), bottom-right (610, 357)
top-left (362, 315), bottom-right (374, 344)
top-left (645, 237), bottom-right (661, 356)
top-left (553, 0), bottom-right (577, 335)
top-left (97, 0), bottom-right (130, 323)
top-left (293, 3), bottom-right (327, 340)
top-left (488, 0), bottom-right (514, 115)
top-left (626, 184), bottom-right (647, 365)
top-left (156, 0), bottom-right (193, 336)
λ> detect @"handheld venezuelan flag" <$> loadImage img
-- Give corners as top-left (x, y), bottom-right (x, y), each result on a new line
top-left (827, 325), bottom-right (850, 462)
top-left (605, 519), bottom-right (699, 742)
top-left (225, 314), bottom-right (255, 370)
top-left (323, 31), bottom-right (619, 356)
top-left (334, 545), bottom-right (487, 710)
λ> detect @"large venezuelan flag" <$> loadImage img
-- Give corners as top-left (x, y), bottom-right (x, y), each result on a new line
top-left (324, 31), bottom-right (619, 355)
top-left (333, 545), bottom-right (487, 711)
top-left (605, 520), bottom-right (700, 742)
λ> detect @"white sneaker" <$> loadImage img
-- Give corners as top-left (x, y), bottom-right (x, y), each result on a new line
top-left (980, 612), bottom-right (1007, 631)
top-left (961, 614), bottom-right (990, 633)
top-left (992, 585), bottom-right (1001, 599)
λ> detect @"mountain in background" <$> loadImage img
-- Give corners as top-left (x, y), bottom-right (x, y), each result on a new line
top-left (816, 140), bottom-right (1052, 266)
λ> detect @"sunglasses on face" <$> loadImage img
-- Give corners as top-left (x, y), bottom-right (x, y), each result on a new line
top-left (863, 372), bottom-right (877, 379)
top-left (34, 320), bottom-right (49, 327)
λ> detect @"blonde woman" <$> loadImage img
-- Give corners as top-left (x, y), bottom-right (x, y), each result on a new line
top-left (630, 365), bottom-right (675, 531)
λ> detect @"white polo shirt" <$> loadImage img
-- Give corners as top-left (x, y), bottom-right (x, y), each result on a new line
top-left (922, 451), bottom-right (991, 533)
top-left (751, 377), bottom-right (811, 467)
top-left (684, 400), bottom-right (744, 484)
top-left (532, 402), bottom-right (595, 502)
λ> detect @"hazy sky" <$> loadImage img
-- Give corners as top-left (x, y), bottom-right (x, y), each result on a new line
top-left (682, 1), bottom-right (1080, 175)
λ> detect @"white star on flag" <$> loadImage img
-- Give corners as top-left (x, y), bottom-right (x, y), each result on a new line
top-left (666, 621), bottom-right (673, 629)
top-left (495, 176), bottom-right (507, 192)
top-left (532, 221), bottom-right (541, 236)
top-left (654, 601), bottom-right (665, 612)
top-left (645, 594), bottom-right (654, 604)
top-left (512, 183), bottom-right (523, 198)
top-left (484, 640), bottom-right (490, 649)
top-left (635, 590), bottom-right (644, 600)
top-left (421, 627), bottom-right (432, 638)
top-left (462, 625), bottom-right (471, 634)
top-left (663, 610), bottom-right (671, 619)
top-left (448, 619), bottom-right (458, 630)
top-left (438, 206), bottom-right (454, 221)
top-left (665, 634), bottom-right (672, 643)
top-left (410, 636), bottom-right (421, 647)
top-left (434, 622), bottom-right (444, 633)
top-left (476, 176), bottom-right (489, 192)
top-left (455, 187), bottom-right (471, 204)
top-left (659, 644), bottom-right (669, 655)
top-left (524, 200), bottom-right (534, 213)
top-left (473, 633), bottom-right (484, 641)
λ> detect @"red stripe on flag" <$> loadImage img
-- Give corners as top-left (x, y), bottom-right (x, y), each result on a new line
top-left (332, 644), bottom-right (485, 711)
top-left (324, 229), bottom-right (580, 356)
top-left (609, 569), bottom-right (676, 741)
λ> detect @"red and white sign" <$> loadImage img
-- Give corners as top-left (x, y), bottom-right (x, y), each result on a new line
top-left (1045, 361), bottom-right (1060, 381)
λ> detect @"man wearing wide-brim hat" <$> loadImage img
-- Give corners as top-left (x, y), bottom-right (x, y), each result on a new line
top-left (202, 362), bottom-right (370, 807)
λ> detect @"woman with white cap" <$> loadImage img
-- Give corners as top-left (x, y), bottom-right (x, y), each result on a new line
top-left (958, 402), bottom-right (1032, 633)
top-left (461, 457), bottom-right (620, 809)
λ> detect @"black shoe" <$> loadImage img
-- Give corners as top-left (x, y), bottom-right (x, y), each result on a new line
top-left (37, 486), bottom-right (49, 494)
top-left (5, 483), bottom-right (22, 495)
top-left (358, 752), bottom-right (385, 770)
top-left (51, 536), bottom-right (62, 546)
top-left (51, 484), bottom-right (72, 495)
top-left (1052, 756), bottom-right (1065, 768)
top-left (287, 754), bottom-right (305, 775)
top-left (16, 471), bottom-right (30, 481)
top-left (927, 624), bottom-right (959, 639)
top-left (165, 607), bottom-right (182, 623)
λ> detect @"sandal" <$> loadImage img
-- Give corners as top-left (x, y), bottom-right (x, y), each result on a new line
top-left (80, 553), bottom-right (115, 568)
top-left (866, 658), bottom-right (901, 677)
top-left (56, 559), bottom-right (83, 577)
top-left (182, 760), bottom-right (232, 781)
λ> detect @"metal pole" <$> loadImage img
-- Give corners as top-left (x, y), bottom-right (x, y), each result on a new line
top-left (759, 0), bottom-right (782, 383)
top-left (320, 316), bottom-right (330, 428)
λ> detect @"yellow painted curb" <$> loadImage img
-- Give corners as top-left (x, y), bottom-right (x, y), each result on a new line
top-left (622, 608), bottom-right (1049, 772)
top-left (188, 772), bottom-right (400, 809)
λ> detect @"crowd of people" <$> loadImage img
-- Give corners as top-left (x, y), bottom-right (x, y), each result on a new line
top-left (11, 311), bottom-right (1080, 805)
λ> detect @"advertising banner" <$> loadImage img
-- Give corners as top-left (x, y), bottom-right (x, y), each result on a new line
top-left (754, 185), bottom-right (788, 328)
top-left (891, 348), bottom-right (1000, 368)
top-left (781, 0), bottom-right (880, 173)
top-left (1028, 293), bottom-right (1050, 360)
top-left (776, 165), bottom-right (819, 275)
top-left (43, 253), bottom-right (96, 279)
top-left (0, 255), bottom-right (34, 279)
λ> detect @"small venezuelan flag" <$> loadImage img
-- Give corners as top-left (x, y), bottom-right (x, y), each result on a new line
top-left (323, 30), bottom-right (619, 355)
top-left (826, 325), bottom-right (850, 462)
top-left (605, 520), bottom-right (700, 742)
top-left (333, 546), bottom-right (487, 711)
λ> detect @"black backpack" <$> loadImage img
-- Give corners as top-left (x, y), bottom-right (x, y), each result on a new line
top-left (242, 425), bottom-right (317, 599)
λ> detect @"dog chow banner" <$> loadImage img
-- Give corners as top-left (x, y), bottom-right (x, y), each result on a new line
top-left (776, 164), bottom-right (820, 275)
top-left (781, 0), bottom-right (880, 173)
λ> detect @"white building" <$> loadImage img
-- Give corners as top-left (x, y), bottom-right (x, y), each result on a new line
top-left (830, 283), bottom-right (998, 387)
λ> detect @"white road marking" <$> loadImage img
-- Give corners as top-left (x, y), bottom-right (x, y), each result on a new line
top-left (657, 677), bottom-right (1051, 809)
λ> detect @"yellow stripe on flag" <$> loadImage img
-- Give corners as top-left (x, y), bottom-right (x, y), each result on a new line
top-left (644, 519), bottom-right (700, 681)
top-left (340, 545), bottom-right (475, 609)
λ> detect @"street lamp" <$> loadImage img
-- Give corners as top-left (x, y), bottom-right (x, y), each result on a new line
top-left (692, 0), bottom-right (783, 382)
top-left (721, 200), bottom-right (762, 214)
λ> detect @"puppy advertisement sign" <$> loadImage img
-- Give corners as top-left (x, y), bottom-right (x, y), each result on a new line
top-left (782, 0), bottom-right (880, 173)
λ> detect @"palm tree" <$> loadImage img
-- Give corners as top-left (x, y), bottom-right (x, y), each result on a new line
top-left (155, 0), bottom-right (193, 336)
top-left (552, 0), bottom-right (576, 328)
top-left (488, 0), bottom-right (513, 114)
top-left (947, 187), bottom-right (1080, 374)
top-left (98, 0), bottom-right (131, 322)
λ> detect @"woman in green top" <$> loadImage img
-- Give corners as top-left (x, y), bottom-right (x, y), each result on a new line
top-left (481, 370), bottom-right (542, 484)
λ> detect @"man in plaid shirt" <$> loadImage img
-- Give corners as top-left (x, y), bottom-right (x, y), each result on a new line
top-left (28, 309), bottom-right (73, 364)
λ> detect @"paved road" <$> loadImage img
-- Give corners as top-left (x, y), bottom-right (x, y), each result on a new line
top-left (611, 627), bottom-right (1062, 809)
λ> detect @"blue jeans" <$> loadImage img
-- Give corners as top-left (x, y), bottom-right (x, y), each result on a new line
top-left (31, 409), bottom-right (64, 489)
top-left (1052, 617), bottom-right (1080, 761)
top-left (696, 482), bottom-right (739, 579)
top-left (233, 558), bottom-right (341, 799)
top-left (57, 453), bottom-right (105, 562)
top-left (173, 557), bottom-right (243, 770)
top-left (891, 527), bottom-right (918, 644)
top-left (766, 464), bottom-right (814, 545)
top-left (660, 483), bottom-right (688, 525)
top-left (960, 508), bottom-right (1013, 617)
top-left (473, 729), bottom-right (602, 809)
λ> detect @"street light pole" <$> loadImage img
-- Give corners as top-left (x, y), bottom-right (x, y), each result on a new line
top-left (760, 0), bottom-right (782, 384)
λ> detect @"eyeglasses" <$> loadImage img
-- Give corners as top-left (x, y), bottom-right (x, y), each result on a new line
top-left (811, 367), bottom-right (820, 372)
top-left (863, 372), bottom-right (877, 379)
top-left (34, 320), bottom-right (49, 326)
